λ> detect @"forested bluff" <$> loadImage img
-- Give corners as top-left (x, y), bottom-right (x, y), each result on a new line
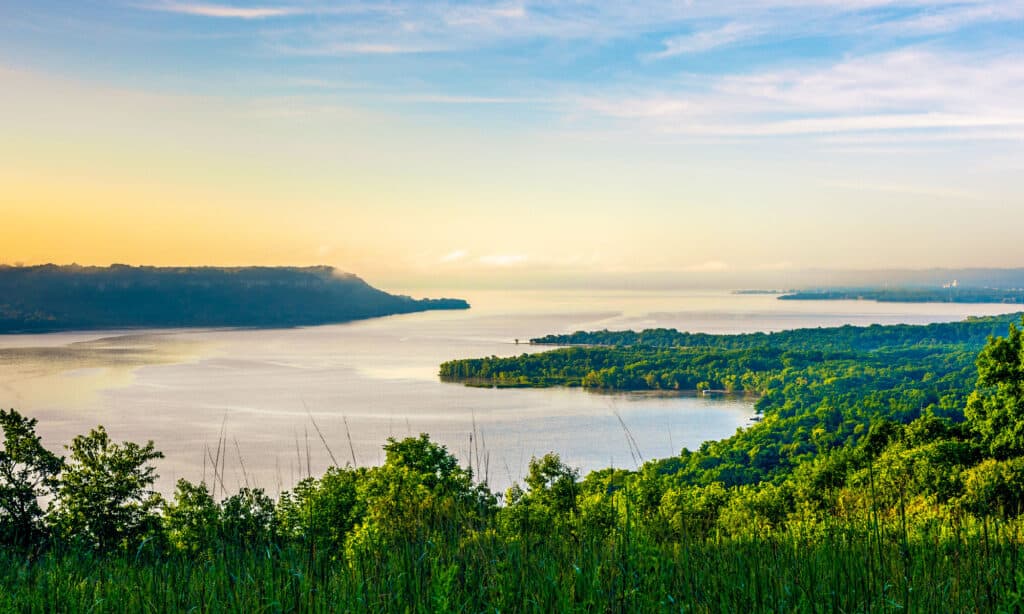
top-left (0, 264), bottom-right (468, 332)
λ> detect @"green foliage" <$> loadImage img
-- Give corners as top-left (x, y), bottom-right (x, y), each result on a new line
top-left (500, 453), bottom-right (581, 540)
top-left (959, 458), bottom-right (1024, 516)
top-left (276, 466), bottom-right (367, 554)
top-left (523, 452), bottom-right (580, 515)
top-left (967, 321), bottom-right (1024, 458)
top-left (162, 479), bottom-right (218, 555)
top-left (0, 409), bottom-right (63, 548)
top-left (348, 434), bottom-right (496, 556)
top-left (51, 426), bottom-right (164, 551)
top-left (446, 315), bottom-right (1024, 493)
top-left (220, 487), bottom-right (276, 545)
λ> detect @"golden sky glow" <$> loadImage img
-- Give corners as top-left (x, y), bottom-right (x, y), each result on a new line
top-left (1, 1), bottom-right (1023, 288)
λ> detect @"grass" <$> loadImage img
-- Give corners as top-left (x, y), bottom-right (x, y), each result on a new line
top-left (2, 515), bottom-right (1022, 613)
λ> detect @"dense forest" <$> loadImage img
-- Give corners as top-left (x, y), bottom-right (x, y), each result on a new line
top-left (0, 265), bottom-right (468, 332)
top-left (3, 315), bottom-right (1024, 610)
top-left (779, 287), bottom-right (1024, 303)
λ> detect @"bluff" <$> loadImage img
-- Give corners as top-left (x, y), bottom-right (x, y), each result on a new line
top-left (0, 264), bottom-right (468, 332)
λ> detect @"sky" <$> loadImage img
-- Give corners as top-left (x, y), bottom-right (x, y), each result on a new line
top-left (1, 0), bottom-right (1022, 288)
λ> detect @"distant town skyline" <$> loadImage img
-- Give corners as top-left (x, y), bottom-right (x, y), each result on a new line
top-left (2, 1), bottom-right (1022, 287)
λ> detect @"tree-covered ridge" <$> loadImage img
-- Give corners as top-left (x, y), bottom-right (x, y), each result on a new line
top-left (779, 287), bottom-right (1024, 303)
top-left (529, 312), bottom-right (1023, 350)
top-left (0, 264), bottom-right (468, 333)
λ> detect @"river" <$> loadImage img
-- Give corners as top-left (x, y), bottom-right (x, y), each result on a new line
top-left (0, 289), bottom-right (1019, 496)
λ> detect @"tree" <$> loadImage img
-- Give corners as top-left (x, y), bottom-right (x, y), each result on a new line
top-left (162, 479), bottom-right (219, 555)
top-left (524, 453), bottom-right (580, 515)
top-left (220, 487), bottom-right (276, 545)
top-left (966, 320), bottom-right (1024, 458)
top-left (52, 426), bottom-right (164, 551)
top-left (352, 435), bottom-right (494, 546)
top-left (0, 409), bottom-right (63, 548)
top-left (277, 467), bottom-right (367, 553)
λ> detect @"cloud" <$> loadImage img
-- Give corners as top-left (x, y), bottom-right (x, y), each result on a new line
top-left (731, 113), bottom-right (1024, 136)
top-left (275, 42), bottom-right (448, 56)
top-left (141, 2), bottom-right (300, 19)
top-left (874, 2), bottom-right (1024, 34)
top-left (444, 3), bottom-right (527, 27)
top-left (578, 96), bottom-right (697, 119)
top-left (577, 49), bottom-right (1024, 138)
top-left (439, 249), bottom-right (468, 263)
top-left (386, 94), bottom-right (537, 104)
top-left (648, 23), bottom-right (757, 59)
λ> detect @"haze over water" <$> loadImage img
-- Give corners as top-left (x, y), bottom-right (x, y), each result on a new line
top-left (1, 290), bottom-right (1020, 496)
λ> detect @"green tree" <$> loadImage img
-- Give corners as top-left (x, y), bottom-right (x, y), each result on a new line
top-left (277, 467), bottom-right (367, 554)
top-left (353, 435), bottom-right (493, 546)
top-left (52, 426), bottom-right (164, 551)
top-left (220, 487), bottom-right (276, 545)
top-left (0, 409), bottom-right (63, 548)
top-left (162, 479), bottom-right (219, 555)
top-left (500, 453), bottom-right (580, 540)
top-left (966, 320), bottom-right (1024, 458)
top-left (523, 453), bottom-right (580, 515)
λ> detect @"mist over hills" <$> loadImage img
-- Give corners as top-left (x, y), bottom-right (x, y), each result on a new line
top-left (0, 265), bottom-right (468, 333)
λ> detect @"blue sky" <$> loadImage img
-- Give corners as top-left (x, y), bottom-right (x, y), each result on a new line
top-left (1, 1), bottom-right (1022, 285)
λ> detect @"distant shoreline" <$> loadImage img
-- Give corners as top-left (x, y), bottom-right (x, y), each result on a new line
top-left (778, 288), bottom-right (1024, 304)
top-left (0, 264), bottom-right (469, 334)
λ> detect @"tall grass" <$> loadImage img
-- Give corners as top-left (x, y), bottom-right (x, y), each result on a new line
top-left (2, 513), bottom-right (1021, 613)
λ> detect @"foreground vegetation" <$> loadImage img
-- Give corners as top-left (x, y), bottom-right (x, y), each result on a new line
top-left (4, 314), bottom-right (1024, 611)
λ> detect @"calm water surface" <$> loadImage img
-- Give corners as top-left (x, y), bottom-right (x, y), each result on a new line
top-left (0, 290), bottom-right (1019, 495)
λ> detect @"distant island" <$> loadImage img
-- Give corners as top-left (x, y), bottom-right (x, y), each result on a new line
top-left (0, 264), bottom-right (469, 333)
top-left (778, 286), bottom-right (1024, 304)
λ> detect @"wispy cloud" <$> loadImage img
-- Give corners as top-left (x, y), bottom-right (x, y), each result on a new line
top-left (276, 42), bottom-right (446, 56)
top-left (577, 49), bottom-right (1024, 138)
top-left (444, 3), bottom-right (527, 27)
top-left (440, 249), bottom-right (468, 263)
top-left (141, 2), bottom-right (300, 19)
top-left (386, 94), bottom-right (537, 104)
top-left (648, 23), bottom-right (757, 59)
top-left (873, 1), bottom-right (1024, 34)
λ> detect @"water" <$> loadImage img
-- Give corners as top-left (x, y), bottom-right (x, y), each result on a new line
top-left (0, 290), bottom-right (1019, 496)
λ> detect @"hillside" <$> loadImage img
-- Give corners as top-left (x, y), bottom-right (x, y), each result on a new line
top-left (0, 265), bottom-right (468, 332)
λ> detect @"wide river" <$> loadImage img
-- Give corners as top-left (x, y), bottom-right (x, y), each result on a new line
top-left (1, 290), bottom-right (1020, 496)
